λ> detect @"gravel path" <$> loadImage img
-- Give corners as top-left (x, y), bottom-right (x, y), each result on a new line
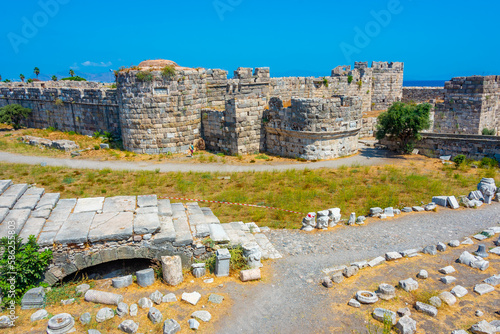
top-left (216, 203), bottom-right (500, 334)
top-left (0, 146), bottom-right (401, 172)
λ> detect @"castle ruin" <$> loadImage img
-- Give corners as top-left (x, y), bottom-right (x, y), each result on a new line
top-left (0, 60), bottom-right (404, 160)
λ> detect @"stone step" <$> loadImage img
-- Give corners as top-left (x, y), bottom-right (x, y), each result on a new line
top-left (171, 203), bottom-right (187, 219)
top-left (19, 217), bottom-right (46, 241)
top-left (0, 209), bottom-right (31, 235)
top-left (186, 202), bottom-right (204, 215)
top-left (194, 224), bottom-right (210, 238)
top-left (88, 212), bottom-right (134, 243)
top-left (172, 217), bottom-right (193, 246)
top-left (133, 213), bottom-right (160, 235)
top-left (158, 199), bottom-right (173, 217)
top-left (39, 199), bottom-right (77, 246)
top-left (201, 207), bottom-right (220, 224)
top-left (152, 217), bottom-right (176, 244)
top-left (0, 208), bottom-right (9, 223)
top-left (209, 224), bottom-right (230, 244)
top-left (0, 183), bottom-right (28, 209)
top-left (0, 180), bottom-right (12, 195)
top-left (14, 187), bottom-right (45, 210)
top-left (137, 195), bottom-right (157, 208)
top-left (55, 212), bottom-right (96, 245)
top-left (35, 193), bottom-right (60, 211)
top-left (102, 196), bottom-right (136, 213)
top-left (73, 197), bottom-right (105, 213)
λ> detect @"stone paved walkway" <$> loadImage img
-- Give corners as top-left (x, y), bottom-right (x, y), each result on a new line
top-left (0, 180), bottom-right (281, 260)
top-left (215, 202), bottom-right (500, 333)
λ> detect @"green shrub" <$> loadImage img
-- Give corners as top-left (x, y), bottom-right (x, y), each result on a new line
top-left (60, 76), bottom-right (86, 81)
top-left (453, 154), bottom-right (466, 166)
top-left (161, 65), bottom-right (176, 79)
top-left (136, 71), bottom-right (154, 82)
top-left (376, 102), bottom-right (432, 154)
top-left (482, 128), bottom-right (496, 136)
top-left (0, 235), bottom-right (53, 306)
top-left (347, 75), bottom-right (353, 84)
top-left (0, 104), bottom-right (32, 129)
top-left (322, 77), bottom-right (329, 87)
top-left (480, 157), bottom-right (498, 168)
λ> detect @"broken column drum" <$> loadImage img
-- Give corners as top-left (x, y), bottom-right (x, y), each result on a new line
top-left (478, 178), bottom-right (497, 204)
top-left (215, 248), bottom-right (231, 277)
top-left (242, 242), bottom-right (262, 268)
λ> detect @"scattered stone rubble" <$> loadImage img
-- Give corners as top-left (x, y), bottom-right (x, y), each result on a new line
top-left (301, 178), bottom-right (498, 232)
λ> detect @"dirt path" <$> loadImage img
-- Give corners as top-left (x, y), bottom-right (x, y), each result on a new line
top-left (0, 146), bottom-right (403, 172)
top-left (216, 203), bottom-right (500, 333)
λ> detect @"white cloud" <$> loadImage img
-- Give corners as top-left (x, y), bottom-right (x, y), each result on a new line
top-left (82, 61), bottom-right (112, 67)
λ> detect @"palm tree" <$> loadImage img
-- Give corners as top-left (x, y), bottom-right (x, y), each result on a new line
top-left (34, 67), bottom-right (40, 78)
top-left (69, 69), bottom-right (75, 77)
top-left (52, 75), bottom-right (58, 82)
top-left (20, 74), bottom-right (25, 82)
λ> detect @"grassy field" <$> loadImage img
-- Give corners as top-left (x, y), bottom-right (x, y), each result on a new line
top-left (0, 156), bottom-right (497, 229)
top-left (0, 126), bottom-right (303, 165)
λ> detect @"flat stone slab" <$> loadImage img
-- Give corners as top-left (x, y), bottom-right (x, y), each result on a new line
top-left (189, 214), bottom-right (207, 226)
top-left (5, 184), bottom-right (29, 196)
top-left (209, 224), bottom-right (230, 243)
top-left (447, 196), bottom-right (460, 209)
top-left (187, 202), bottom-right (204, 215)
top-left (432, 196), bottom-right (448, 207)
top-left (451, 285), bottom-right (468, 298)
top-left (0, 207), bottom-right (9, 223)
top-left (89, 212), bottom-right (134, 243)
top-left (102, 196), bottom-right (136, 213)
top-left (136, 206), bottom-right (159, 215)
top-left (368, 256), bottom-right (386, 267)
top-left (152, 217), bottom-right (176, 244)
top-left (489, 247), bottom-right (500, 255)
top-left (0, 180), bottom-right (12, 194)
top-left (19, 218), bottom-right (46, 241)
top-left (137, 195), bottom-right (157, 208)
top-left (37, 231), bottom-right (58, 246)
top-left (474, 234), bottom-right (488, 241)
top-left (195, 224), bottom-right (210, 238)
top-left (0, 209), bottom-right (31, 235)
top-left (46, 199), bottom-right (77, 224)
top-left (201, 207), bottom-right (220, 224)
top-left (182, 292), bottom-right (201, 305)
top-left (439, 266), bottom-right (456, 275)
top-left (173, 217), bottom-right (193, 246)
top-left (55, 212), bottom-right (95, 244)
top-left (171, 203), bottom-right (187, 218)
top-left (134, 213), bottom-right (160, 235)
top-left (14, 188), bottom-right (44, 210)
top-left (158, 199), bottom-right (172, 217)
top-left (474, 284), bottom-right (494, 295)
top-left (35, 193), bottom-right (60, 210)
top-left (73, 197), bottom-right (105, 213)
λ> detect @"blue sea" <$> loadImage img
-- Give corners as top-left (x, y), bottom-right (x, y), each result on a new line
top-left (403, 80), bottom-right (446, 87)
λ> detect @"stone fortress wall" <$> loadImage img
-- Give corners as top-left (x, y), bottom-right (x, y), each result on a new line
top-left (433, 76), bottom-right (500, 135)
top-left (0, 59), bottom-right (403, 159)
top-left (0, 81), bottom-right (121, 137)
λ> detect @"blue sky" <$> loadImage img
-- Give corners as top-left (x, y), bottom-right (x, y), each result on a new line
top-left (0, 0), bottom-right (498, 82)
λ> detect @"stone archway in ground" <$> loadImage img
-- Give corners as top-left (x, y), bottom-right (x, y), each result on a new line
top-left (43, 245), bottom-right (193, 286)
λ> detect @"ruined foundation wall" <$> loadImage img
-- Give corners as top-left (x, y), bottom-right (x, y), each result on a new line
top-left (266, 97), bottom-right (362, 160)
top-left (0, 82), bottom-right (120, 136)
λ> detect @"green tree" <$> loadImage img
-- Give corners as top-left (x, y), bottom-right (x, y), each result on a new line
top-left (69, 69), bottom-right (75, 77)
top-left (27, 78), bottom-right (33, 84)
top-left (52, 75), bottom-right (58, 82)
top-left (34, 67), bottom-right (40, 78)
top-left (0, 235), bottom-right (52, 306)
top-left (19, 74), bottom-right (25, 82)
top-left (0, 104), bottom-right (32, 129)
top-left (376, 102), bottom-right (431, 153)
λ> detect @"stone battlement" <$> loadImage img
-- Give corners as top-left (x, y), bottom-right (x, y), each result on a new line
top-left (0, 59), bottom-right (404, 158)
